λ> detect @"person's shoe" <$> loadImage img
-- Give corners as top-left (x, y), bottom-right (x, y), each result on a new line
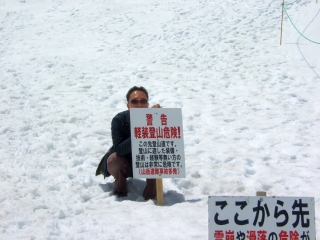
top-left (144, 195), bottom-right (156, 201)
top-left (143, 179), bottom-right (156, 200)
top-left (114, 190), bottom-right (127, 198)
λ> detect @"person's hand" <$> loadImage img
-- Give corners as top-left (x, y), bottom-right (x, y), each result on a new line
top-left (151, 104), bottom-right (162, 108)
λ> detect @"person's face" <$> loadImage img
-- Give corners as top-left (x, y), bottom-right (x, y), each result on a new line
top-left (127, 90), bottom-right (149, 109)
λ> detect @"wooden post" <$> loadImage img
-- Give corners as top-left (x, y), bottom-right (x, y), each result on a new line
top-left (156, 178), bottom-right (164, 205)
top-left (256, 191), bottom-right (267, 196)
top-left (280, 0), bottom-right (285, 45)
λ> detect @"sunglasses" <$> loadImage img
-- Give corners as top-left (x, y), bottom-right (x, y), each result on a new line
top-left (130, 99), bottom-right (148, 105)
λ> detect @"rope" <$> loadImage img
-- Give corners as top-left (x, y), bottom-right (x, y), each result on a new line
top-left (282, 4), bottom-right (320, 44)
top-left (296, 8), bottom-right (320, 79)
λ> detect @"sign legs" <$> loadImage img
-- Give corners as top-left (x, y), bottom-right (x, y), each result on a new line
top-left (156, 178), bottom-right (164, 205)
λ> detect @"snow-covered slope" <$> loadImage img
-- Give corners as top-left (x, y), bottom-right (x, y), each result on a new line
top-left (0, 0), bottom-right (319, 239)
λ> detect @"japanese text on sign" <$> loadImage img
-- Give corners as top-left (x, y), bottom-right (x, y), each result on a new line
top-left (130, 108), bottom-right (185, 178)
top-left (208, 196), bottom-right (315, 240)
top-left (134, 113), bottom-right (181, 139)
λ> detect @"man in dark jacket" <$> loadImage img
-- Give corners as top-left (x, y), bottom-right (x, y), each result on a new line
top-left (96, 86), bottom-right (161, 199)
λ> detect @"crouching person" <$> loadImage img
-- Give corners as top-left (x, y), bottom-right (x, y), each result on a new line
top-left (96, 86), bottom-right (161, 199)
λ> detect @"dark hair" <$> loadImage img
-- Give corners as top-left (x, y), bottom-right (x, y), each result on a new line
top-left (126, 86), bottom-right (149, 102)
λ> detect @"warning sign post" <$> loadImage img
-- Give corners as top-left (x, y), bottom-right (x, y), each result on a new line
top-left (130, 108), bottom-right (186, 179)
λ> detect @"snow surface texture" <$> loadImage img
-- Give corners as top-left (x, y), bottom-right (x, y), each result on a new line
top-left (0, 0), bottom-right (319, 239)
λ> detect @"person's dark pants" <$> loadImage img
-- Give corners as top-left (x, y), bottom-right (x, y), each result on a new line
top-left (107, 152), bottom-right (156, 199)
